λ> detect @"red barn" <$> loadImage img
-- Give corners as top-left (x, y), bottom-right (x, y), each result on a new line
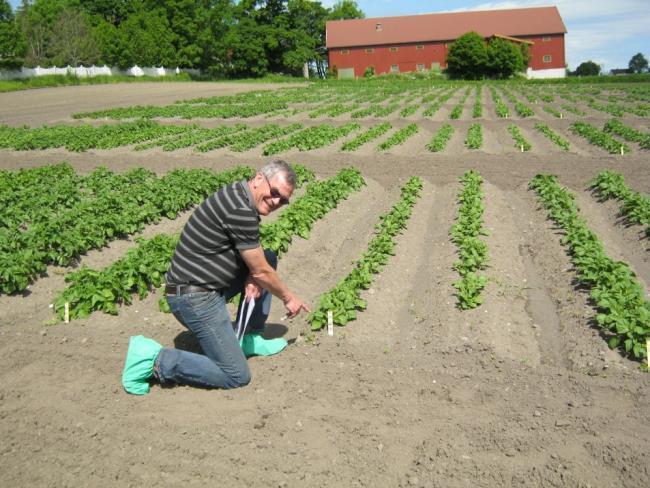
top-left (326, 6), bottom-right (567, 79)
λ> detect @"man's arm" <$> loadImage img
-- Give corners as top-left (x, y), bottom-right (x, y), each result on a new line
top-left (239, 247), bottom-right (310, 318)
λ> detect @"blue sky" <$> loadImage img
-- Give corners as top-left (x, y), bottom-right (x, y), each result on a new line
top-left (8, 1), bottom-right (650, 71)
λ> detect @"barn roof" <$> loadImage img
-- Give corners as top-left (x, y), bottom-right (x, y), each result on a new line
top-left (326, 6), bottom-right (567, 48)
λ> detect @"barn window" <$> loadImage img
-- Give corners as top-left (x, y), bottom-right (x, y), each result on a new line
top-left (417, 64), bottom-right (425, 71)
top-left (542, 36), bottom-right (551, 42)
top-left (376, 23), bottom-right (382, 32)
top-left (543, 55), bottom-right (552, 63)
top-left (389, 47), bottom-right (398, 52)
top-left (390, 64), bottom-right (399, 72)
top-left (365, 48), bottom-right (374, 54)
top-left (340, 49), bottom-right (350, 55)
top-left (416, 45), bottom-right (424, 50)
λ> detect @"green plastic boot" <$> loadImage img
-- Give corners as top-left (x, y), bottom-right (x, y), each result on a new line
top-left (240, 332), bottom-right (287, 358)
top-left (121, 335), bottom-right (163, 395)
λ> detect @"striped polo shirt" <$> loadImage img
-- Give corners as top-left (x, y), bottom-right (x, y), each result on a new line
top-left (166, 180), bottom-right (260, 290)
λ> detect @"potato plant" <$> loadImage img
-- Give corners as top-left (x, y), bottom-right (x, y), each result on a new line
top-left (507, 124), bottom-right (531, 151)
top-left (309, 177), bottom-right (423, 329)
top-left (465, 123), bottom-right (483, 149)
top-left (530, 174), bottom-right (649, 360)
top-left (535, 123), bottom-right (570, 151)
top-left (377, 123), bottom-right (419, 151)
top-left (450, 171), bottom-right (488, 309)
top-left (570, 122), bottom-right (630, 154)
top-left (426, 123), bottom-right (454, 152)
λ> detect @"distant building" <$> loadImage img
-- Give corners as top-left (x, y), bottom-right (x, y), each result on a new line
top-left (610, 68), bottom-right (633, 75)
top-left (326, 6), bottom-right (567, 79)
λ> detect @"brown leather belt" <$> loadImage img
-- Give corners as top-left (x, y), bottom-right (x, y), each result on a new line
top-left (165, 283), bottom-right (218, 295)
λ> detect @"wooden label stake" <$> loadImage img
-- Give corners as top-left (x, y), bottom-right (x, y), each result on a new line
top-left (327, 311), bottom-right (334, 337)
top-left (64, 302), bottom-right (69, 324)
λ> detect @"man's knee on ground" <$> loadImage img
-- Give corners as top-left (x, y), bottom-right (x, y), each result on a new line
top-left (223, 367), bottom-right (251, 389)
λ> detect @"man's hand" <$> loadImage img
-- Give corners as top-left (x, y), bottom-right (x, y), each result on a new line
top-left (283, 293), bottom-right (311, 319)
top-left (244, 276), bottom-right (262, 302)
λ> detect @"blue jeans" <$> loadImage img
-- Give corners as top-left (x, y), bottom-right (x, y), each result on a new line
top-left (156, 249), bottom-right (277, 389)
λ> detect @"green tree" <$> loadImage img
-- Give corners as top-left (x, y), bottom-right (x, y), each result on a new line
top-left (78, 0), bottom-right (136, 26)
top-left (486, 37), bottom-right (524, 78)
top-left (327, 0), bottom-right (364, 20)
top-left (151, 0), bottom-right (214, 68)
top-left (573, 60), bottom-right (600, 76)
top-left (446, 31), bottom-right (487, 80)
top-left (114, 8), bottom-right (176, 68)
top-left (50, 6), bottom-right (100, 66)
top-left (628, 52), bottom-right (648, 73)
top-left (287, 0), bottom-right (328, 77)
top-left (0, 0), bottom-right (25, 68)
top-left (217, 16), bottom-right (268, 77)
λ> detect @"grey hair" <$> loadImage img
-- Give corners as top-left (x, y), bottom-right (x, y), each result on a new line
top-left (260, 159), bottom-right (296, 187)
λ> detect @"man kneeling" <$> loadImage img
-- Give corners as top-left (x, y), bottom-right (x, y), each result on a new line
top-left (122, 160), bottom-right (310, 394)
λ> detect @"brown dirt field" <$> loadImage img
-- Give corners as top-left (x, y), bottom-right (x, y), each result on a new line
top-left (0, 82), bottom-right (649, 488)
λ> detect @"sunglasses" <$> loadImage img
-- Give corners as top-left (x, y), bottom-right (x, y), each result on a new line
top-left (262, 173), bottom-right (290, 206)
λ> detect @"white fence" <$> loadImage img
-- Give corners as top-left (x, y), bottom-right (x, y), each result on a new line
top-left (526, 67), bottom-right (566, 79)
top-left (0, 65), bottom-right (202, 80)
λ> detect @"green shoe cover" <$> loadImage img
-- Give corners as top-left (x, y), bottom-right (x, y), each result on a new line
top-left (240, 333), bottom-right (287, 358)
top-left (121, 335), bottom-right (163, 395)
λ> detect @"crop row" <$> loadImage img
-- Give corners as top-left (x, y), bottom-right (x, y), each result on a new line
top-left (0, 162), bottom-right (80, 229)
top-left (472, 86), bottom-right (483, 118)
top-left (508, 124), bottom-right (531, 152)
top-left (0, 120), bottom-right (188, 152)
top-left (450, 87), bottom-right (471, 119)
top-left (535, 123), bottom-right (570, 151)
top-left (263, 123), bottom-right (359, 155)
top-left (570, 122), bottom-right (630, 154)
top-left (603, 119), bottom-right (650, 149)
top-left (590, 170), bottom-right (650, 236)
top-left (450, 171), bottom-right (488, 309)
top-left (490, 87), bottom-right (510, 118)
top-left (378, 123), bottom-right (419, 151)
top-left (308, 177), bottom-right (423, 329)
top-left (341, 122), bottom-right (392, 151)
top-left (529, 175), bottom-right (649, 360)
top-left (54, 167), bottom-right (367, 320)
top-left (0, 166), bottom-right (255, 294)
top-left (74, 100), bottom-right (287, 119)
top-left (465, 123), bottom-right (483, 149)
top-left (195, 123), bottom-right (303, 152)
top-left (426, 123), bottom-right (454, 152)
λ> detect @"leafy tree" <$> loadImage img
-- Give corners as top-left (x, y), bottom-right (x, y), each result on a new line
top-left (78, 0), bottom-right (136, 26)
top-left (327, 0), bottom-right (364, 20)
top-left (50, 7), bottom-right (100, 66)
top-left (151, 0), bottom-right (214, 68)
top-left (287, 0), bottom-right (327, 77)
top-left (486, 37), bottom-right (523, 78)
top-left (216, 16), bottom-right (268, 77)
top-left (117, 9), bottom-right (176, 68)
top-left (628, 52), bottom-right (648, 74)
top-left (446, 31), bottom-right (487, 80)
top-left (0, 0), bottom-right (25, 68)
top-left (573, 60), bottom-right (600, 76)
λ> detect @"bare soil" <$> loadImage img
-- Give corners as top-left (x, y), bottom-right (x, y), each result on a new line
top-left (0, 83), bottom-right (649, 488)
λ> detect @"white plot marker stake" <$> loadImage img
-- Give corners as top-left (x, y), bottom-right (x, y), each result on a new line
top-left (64, 302), bottom-right (69, 324)
top-left (327, 311), bottom-right (334, 337)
